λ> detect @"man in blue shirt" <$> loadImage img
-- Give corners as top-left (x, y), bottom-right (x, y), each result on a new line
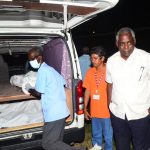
top-left (79, 46), bottom-right (91, 80)
top-left (28, 47), bottom-right (87, 150)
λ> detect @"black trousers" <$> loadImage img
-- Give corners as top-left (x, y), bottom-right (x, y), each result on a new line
top-left (110, 112), bottom-right (150, 150)
top-left (42, 118), bottom-right (84, 150)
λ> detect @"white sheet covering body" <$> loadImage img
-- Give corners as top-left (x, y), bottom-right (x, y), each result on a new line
top-left (10, 71), bottom-right (37, 95)
top-left (0, 100), bottom-right (44, 128)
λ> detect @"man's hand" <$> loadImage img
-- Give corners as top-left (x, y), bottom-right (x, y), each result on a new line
top-left (28, 89), bottom-right (41, 99)
top-left (84, 109), bottom-right (91, 120)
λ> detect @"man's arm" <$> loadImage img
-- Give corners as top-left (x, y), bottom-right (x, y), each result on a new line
top-left (107, 83), bottom-right (112, 107)
top-left (84, 88), bottom-right (91, 120)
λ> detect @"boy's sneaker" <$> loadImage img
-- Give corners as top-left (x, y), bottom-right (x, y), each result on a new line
top-left (89, 144), bottom-right (102, 150)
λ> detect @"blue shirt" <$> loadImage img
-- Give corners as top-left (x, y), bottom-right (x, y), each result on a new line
top-left (35, 62), bottom-right (70, 122)
top-left (79, 54), bottom-right (91, 80)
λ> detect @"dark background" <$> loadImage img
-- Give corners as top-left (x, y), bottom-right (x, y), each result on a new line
top-left (72, 0), bottom-right (150, 57)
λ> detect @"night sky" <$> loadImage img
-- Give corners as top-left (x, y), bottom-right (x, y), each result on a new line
top-left (72, 0), bottom-right (150, 57)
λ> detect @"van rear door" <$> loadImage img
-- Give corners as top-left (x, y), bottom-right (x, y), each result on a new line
top-left (0, 0), bottom-right (119, 30)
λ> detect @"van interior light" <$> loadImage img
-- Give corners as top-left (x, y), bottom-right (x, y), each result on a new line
top-left (0, 5), bottom-right (23, 8)
top-left (1, 0), bottom-right (12, 2)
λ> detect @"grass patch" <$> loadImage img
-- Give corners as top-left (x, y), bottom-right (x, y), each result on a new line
top-left (75, 121), bottom-right (134, 150)
top-left (74, 121), bottom-right (116, 149)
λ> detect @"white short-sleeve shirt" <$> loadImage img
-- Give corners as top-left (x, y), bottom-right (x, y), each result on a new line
top-left (106, 48), bottom-right (150, 120)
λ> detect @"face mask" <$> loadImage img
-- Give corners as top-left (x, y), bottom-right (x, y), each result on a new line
top-left (29, 59), bottom-right (41, 69)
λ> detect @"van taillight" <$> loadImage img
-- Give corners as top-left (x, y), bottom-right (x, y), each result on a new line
top-left (76, 80), bottom-right (84, 115)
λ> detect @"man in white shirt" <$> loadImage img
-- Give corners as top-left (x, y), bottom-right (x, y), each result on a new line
top-left (106, 27), bottom-right (150, 150)
top-left (79, 46), bottom-right (91, 80)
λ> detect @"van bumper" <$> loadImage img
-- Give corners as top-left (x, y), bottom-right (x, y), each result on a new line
top-left (0, 127), bottom-right (85, 150)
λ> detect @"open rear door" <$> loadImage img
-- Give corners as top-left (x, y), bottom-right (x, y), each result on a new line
top-left (0, 0), bottom-right (119, 30)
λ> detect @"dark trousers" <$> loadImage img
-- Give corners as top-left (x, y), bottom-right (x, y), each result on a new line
top-left (110, 112), bottom-right (150, 150)
top-left (42, 118), bottom-right (84, 150)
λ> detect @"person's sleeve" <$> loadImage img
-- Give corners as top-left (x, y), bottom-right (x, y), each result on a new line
top-left (35, 67), bottom-right (47, 93)
top-left (106, 59), bottom-right (112, 83)
top-left (82, 69), bottom-right (91, 90)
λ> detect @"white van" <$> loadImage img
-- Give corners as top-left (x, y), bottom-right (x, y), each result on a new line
top-left (0, 0), bottom-right (118, 149)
